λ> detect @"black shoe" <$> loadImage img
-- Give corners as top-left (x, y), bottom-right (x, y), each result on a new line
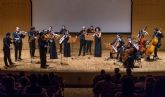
top-left (4, 66), bottom-right (9, 69)
top-left (146, 57), bottom-right (150, 61)
top-left (11, 63), bottom-right (15, 65)
top-left (10, 63), bottom-right (16, 67)
top-left (19, 58), bottom-right (23, 60)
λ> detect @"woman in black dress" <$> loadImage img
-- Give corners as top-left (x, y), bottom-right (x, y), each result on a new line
top-left (48, 26), bottom-right (58, 59)
top-left (49, 33), bottom-right (58, 59)
top-left (94, 27), bottom-right (102, 57)
top-left (63, 30), bottom-right (71, 57)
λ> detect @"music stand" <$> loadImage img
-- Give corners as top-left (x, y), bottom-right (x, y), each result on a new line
top-left (85, 34), bottom-right (94, 41)
top-left (104, 43), bottom-right (118, 65)
top-left (59, 35), bottom-right (65, 65)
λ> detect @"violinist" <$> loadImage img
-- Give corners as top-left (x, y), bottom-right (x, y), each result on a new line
top-left (63, 30), bottom-right (71, 57)
top-left (77, 26), bottom-right (86, 56)
top-left (28, 27), bottom-right (37, 58)
top-left (13, 27), bottom-right (26, 61)
top-left (94, 27), bottom-right (102, 57)
top-left (152, 28), bottom-right (164, 60)
top-left (3, 32), bottom-right (15, 68)
top-left (38, 32), bottom-right (49, 68)
top-left (110, 34), bottom-right (125, 60)
top-left (48, 26), bottom-right (58, 59)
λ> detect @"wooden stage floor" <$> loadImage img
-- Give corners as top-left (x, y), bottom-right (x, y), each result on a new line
top-left (0, 49), bottom-right (165, 75)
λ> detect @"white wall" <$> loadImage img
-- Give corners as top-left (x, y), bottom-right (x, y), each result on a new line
top-left (32, 0), bottom-right (131, 33)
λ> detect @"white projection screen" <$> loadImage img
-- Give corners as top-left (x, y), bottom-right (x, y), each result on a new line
top-left (32, 0), bottom-right (132, 33)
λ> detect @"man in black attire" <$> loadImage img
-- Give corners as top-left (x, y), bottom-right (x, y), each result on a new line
top-left (38, 32), bottom-right (49, 68)
top-left (77, 26), bottom-right (86, 56)
top-left (109, 34), bottom-right (125, 60)
top-left (13, 27), bottom-right (26, 61)
top-left (59, 25), bottom-right (67, 53)
top-left (28, 27), bottom-right (37, 58)
top-left (152, 28), bottom-right (164, 59)
top-left (3, 32), bottom-right (15, 68)
top-left (86, 26), bottom-right (95, 55)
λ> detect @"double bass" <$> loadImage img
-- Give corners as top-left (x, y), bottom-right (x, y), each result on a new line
top-left (137, 27), bottom-right (148, 54)
top-left (145, 33), bottom-right (158, 56)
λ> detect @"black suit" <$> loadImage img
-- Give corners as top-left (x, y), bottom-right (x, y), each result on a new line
top-left (110, 38), bottom-right (125, 59)
top-left (3, 37), bottom-right (13, 66)
top-left (28, 31), bottom-right (36, 57)
top-left (38, 37), bottom-right (48, 68)
top-left (77, 30), bottom-right (86, 56)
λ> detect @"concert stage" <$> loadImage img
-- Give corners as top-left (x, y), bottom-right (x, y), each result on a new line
top-left (0, 50), bottom-right (165, 86)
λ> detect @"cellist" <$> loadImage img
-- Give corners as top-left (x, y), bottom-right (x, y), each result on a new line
top-left (108, 34), bottom-right (125, 60)
top-left (121, 36), bottom-right (137, 68)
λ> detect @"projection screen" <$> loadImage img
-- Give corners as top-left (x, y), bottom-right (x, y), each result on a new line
top-left (32, 0), bottom-right (132, 33)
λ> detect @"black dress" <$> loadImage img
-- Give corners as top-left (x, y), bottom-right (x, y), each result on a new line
top-left (49, 39), bottom-right (58, 59)
top-left (94, 34), bottom-right (102, 57)
top-left (63, 35), bottom-right (71, 57)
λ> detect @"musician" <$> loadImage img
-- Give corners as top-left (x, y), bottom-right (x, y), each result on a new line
top-left (48, 26), bottom-right (58, 59)
top-left (63, 30), bottom-right (71, 57)
top-left (110, 34), bottom-right (125, 60)
top-left (77, 26), bottom-right (86, 56)
top-left (86, 26), bottom-right (95, 55)
top-left (3, 32), bottom-right (15, 68)
top-left (94, 27), bottom-right (102, 57)
top-left (136, 27), bottom-right (148, 57)
top-left (137, 26), bottom-right (149, 39)
top-left (28, 27), bottom-right (37, 58)
top-left (59, 25), bottom-right (67, 53)
top-left (152, 28), bottom-right (164, 59)
top-left (123, 36), bottom-right (138, 68)
top-left (126, 36), bottom-right (134, 49)
top-left (13, 27), bottom-right (26, 61)
top-left (38, 32), bottom-right (49, 68)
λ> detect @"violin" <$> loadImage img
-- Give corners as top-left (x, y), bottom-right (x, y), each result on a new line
top-left (94, 31), bottom-right (101, 38)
